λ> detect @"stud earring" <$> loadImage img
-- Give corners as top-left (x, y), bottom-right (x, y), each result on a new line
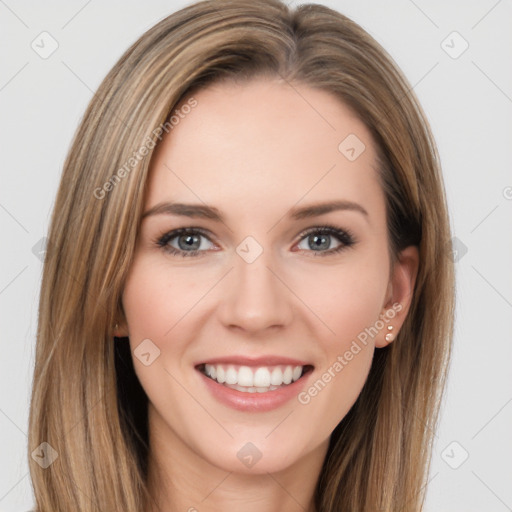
top-left (385, 325), bottom-right (395, 343)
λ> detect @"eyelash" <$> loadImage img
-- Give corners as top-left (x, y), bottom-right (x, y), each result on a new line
top-left (154, 224), bottom-right (356, 258)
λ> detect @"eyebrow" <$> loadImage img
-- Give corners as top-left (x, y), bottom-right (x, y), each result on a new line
top-left (142, 200), bottom-right (369, 222)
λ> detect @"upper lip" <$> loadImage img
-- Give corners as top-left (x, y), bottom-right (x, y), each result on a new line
top-left (195, 355), bottom-right (313, 367)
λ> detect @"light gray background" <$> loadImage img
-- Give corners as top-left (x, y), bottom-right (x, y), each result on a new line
top-left (1, 1), bottom-right (511, 511)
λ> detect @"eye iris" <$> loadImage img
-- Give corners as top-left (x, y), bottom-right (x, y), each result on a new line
top-left (178, 233), bottom-right (201, 251)
top-left (309, 233), bottom-right (330, 251)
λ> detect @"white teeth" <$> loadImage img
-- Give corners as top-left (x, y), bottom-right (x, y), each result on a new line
top-left (216, 365), bottom-right (225, 383)
top-left (229, 384), bottom-right (281, 393)
top-left (238, 366), bottom-right (254, 387)
top-left (253, 367), bottom-right (271, 387)
top-left (270, 367), bottom-right (283, 386)
top-left (201, 363), bottom-right (305, 391)
top-left (225, 367), bottom-right (238, 385)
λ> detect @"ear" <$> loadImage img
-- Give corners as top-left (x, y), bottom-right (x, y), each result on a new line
top-left (112, 314), bottom-right (129, 338)
top-left (375, 245), bottom-right (419, 348)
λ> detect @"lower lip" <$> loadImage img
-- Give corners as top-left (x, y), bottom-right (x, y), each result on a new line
top-left (197, 369), bottom-right (313, 412)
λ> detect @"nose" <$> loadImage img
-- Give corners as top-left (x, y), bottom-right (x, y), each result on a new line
top-left (216, 247), bottom-right (294, 334)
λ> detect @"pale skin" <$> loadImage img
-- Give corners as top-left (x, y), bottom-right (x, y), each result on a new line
top-left (116, 77), bottom-right (419, 512)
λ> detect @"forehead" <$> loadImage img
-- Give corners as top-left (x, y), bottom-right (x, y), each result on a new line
top-left (145, 78), bottom-right (384, 224)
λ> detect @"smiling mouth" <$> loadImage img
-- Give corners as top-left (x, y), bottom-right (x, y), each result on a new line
top-left (196, 363), bottom-right (314, 393)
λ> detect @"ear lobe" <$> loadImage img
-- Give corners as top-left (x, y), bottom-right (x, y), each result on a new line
top-left (113, 320), bottom-right (129, 338)
top-left (375, 245), bottom-right (419, 348)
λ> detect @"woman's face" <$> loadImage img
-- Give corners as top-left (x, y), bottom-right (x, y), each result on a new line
top-left (120, 77), bottom-right (417, 475)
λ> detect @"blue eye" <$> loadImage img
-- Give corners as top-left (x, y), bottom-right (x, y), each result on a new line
top-left (156, 227), bottom-right (214, 257)
top-left (295, 226), bottom-right (355, 255)
top-left (155, 225), bottom-right (356, 258)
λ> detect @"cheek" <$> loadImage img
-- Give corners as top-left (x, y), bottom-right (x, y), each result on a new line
top-left (121, 258), bottom-right (192, 410)
top-left (289, 250), bottom-right (390, 346)
top-left (122, 256), bottom-right (201, 342)
top-left (292, 270), bottom-right (385, 443)
top-left (122, 263), bottom-right (168, 339)
top-left (123, 239), bottom-right (390, 356)
top-left (121, 256), bottom-right (215, 390)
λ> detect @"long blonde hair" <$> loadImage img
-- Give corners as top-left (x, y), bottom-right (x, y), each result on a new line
top-left (28, 1), bottom-right (455, 510)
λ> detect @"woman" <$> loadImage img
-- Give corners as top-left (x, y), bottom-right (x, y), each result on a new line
top-left (28, 0), bottom-right (455, 510)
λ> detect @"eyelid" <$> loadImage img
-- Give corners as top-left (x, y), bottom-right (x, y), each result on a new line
top-left (154, 224), bottom-right (356, 257)
top-left (155, 226), bottom-right (219, 250)
top-left (294, 224), bottom-right (356, 253)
